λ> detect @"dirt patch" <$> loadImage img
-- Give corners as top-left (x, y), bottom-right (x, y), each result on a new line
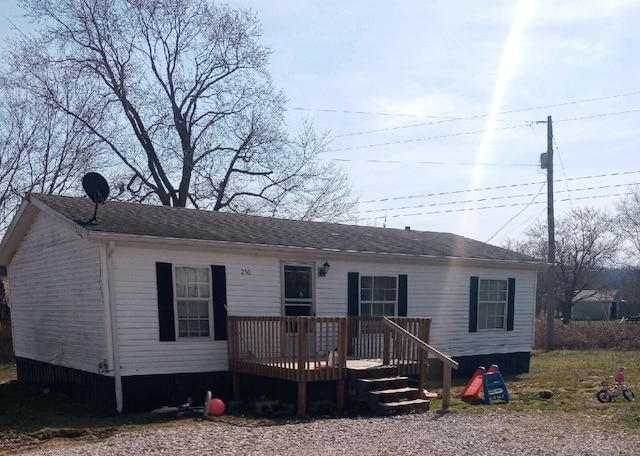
top-left (0, 428), bottom-right (117, 454)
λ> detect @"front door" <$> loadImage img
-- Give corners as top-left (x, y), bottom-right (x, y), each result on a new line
top-left (283, 263), bottom-right (314, 316)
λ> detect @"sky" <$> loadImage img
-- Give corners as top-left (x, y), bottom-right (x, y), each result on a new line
top-left (1, 1), bottom-right (639, 246)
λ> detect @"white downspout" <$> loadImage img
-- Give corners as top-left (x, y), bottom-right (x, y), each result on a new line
top-left (101, 240), bottom-right (123, 413)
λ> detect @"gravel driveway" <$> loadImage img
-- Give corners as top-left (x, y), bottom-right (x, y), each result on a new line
top-left (11, 411), bottom-right (640, 456)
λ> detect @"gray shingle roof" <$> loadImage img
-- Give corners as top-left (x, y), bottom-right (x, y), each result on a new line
top-left (30, 193), bottom-right (542, 264)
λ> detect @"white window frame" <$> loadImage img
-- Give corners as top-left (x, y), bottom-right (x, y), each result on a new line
top-left (478, 279), bottom-right (507, 330)
top-left (173, 265), bottom-right (213, 338)
top-left (359, 275), bottom-right (398, 317)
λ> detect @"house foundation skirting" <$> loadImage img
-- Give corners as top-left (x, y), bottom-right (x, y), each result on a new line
top-left (16, 357), bottom-right (232, 413)
top-left (427, 351), bottom-right (530, 380)
top-left (121, 371), bottom-right (231, 412)
top-left (16, 357), bottom-right (116, 410)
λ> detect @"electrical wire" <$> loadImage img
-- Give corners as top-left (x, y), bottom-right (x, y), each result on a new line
top-left (357, 181), bottom-right (639, 215)
top-left (485, 184), bottom-right (546, 243)
top-left (359, 170), bottom-right (640, 205)
top-left (358, 191), bottom-right (634, 221)
top-left (328, 158), bottom-right (537, 167)
top-left (326, 108), bottom-right (640, 153)
top-left (294, 90), bottom-right (640, 119)
top-left (327, 123), bottom-right (531, 152)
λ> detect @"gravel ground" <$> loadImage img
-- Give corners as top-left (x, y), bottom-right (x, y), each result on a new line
top-left (10, 411), bottom-right (640, 456)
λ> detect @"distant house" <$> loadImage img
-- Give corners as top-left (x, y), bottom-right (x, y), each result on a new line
top-left (0, 193), bottom-right (545, 412)
top-left (572, 290), bottom-right (618, 321)
top-left (572, 289), bottom-right (640, 321)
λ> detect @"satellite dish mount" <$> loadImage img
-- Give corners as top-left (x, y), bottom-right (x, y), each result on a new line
top-left (82, 172), bottom-right (110, 224)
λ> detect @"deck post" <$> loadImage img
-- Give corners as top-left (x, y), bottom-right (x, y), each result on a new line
top-left (296, 318), bottom-right (308, 416)
top-left (382, 324), bottom-right (390, 365)
top-left (442, 364), bottom-right (452, 410)
top-left (418, 321), bottom-right (428, 396)
top-left (336, 379), bottom-right (345, 413)
top-left (232, 372), bottom-right (240, 401)
top-left (298, 381), bottom-right (307, 416)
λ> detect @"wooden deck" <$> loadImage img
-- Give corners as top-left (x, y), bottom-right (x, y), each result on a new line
top-left (227, 316), bottom-right (458, 415)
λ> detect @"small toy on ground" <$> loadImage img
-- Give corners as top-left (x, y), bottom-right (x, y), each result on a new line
top-left (597, 367), bottom-right (636, 403)
top-left (482, 365), bottom-right (509, 404)
top-left (539, 389), bottom-right (553, 399)
top-left (152, 390), bottom-right (226, 417)
top-left (457, 364), bottom-right (508, 404)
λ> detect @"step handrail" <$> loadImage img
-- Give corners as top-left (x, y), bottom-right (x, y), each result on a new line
top-left (383, 317), bottom-right (459, 409)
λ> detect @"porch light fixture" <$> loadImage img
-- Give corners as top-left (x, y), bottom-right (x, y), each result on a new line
top-left (318, 261), bottom-right (330, 277)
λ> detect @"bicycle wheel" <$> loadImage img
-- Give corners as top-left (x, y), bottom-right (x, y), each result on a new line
top-left (623, 389), bottom-right (636, 402)
top-left (597, 390), bottom-right (612, 403)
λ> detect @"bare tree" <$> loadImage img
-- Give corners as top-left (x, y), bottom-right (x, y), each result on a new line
top-left (616, 185), bottom-right (640, 263)
top-left (0, 80), bottom-right (100, 233)
top-left (6, 0), bottom-right (356, 221)
top-left (515, 206), bottom-right (621, 324)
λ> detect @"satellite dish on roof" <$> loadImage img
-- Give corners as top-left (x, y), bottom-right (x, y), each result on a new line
top-left (82, 172), bottom-right (110, 224)
top-left (82, 172), bottom-right (110, 204)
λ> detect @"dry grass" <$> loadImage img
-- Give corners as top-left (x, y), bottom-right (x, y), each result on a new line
top-left (448, 349), bottom-right (640, 430)
top-left (535, 316), bottom-right (640, 350)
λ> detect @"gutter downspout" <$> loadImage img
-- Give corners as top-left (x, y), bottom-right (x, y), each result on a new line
top-left (102, 240), bottom-right (123, 413)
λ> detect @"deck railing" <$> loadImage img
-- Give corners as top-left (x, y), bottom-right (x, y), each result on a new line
top-left (227, 316), bottom-right (348, 382)
top-left (382, 317), bottom-right (459, 409)
top-left (347, 316), bottom-right (431, 376)
top-left (227, 315), bottom-right (453, 414)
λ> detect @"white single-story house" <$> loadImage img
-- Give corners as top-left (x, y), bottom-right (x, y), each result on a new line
top-left (0, 193), bottom-right (545, 412)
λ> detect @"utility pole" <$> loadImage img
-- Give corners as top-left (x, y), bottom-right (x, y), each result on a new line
top-left (540, 116), bottom-right (555, 350)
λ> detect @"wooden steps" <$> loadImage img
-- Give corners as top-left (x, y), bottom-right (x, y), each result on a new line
top-left (348, 365), bottom-right (430, 415)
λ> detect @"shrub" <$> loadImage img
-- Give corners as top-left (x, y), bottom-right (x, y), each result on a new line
top-left (535, 315), bottom-right (640, 350)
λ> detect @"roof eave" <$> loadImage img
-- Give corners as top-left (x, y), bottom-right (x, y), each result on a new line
top-left (0, 198), bottom-right (34, 265)
top-left (86, 231), bottom-right (547, 269)
top-left (1, 195), bottom-right (93, 265)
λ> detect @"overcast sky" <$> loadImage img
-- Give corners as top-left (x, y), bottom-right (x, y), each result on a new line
top-left (2, 1), bottom-right (639, 245)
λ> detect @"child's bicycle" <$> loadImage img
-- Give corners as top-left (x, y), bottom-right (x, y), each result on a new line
top-left (596, 377), bottom-right (636, 403)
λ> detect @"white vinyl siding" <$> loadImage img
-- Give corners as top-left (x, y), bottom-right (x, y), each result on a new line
top-left (7, 213), bottom-right (107, 372)
top-left (7, 209), bottom-right (539, 378)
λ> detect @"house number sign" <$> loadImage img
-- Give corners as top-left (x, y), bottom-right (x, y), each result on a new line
top-left (241, 269), bottom-right (252, 276)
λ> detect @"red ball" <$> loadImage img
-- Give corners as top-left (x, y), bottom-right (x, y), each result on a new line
top-left (209, 398), bottom-right (225, 415)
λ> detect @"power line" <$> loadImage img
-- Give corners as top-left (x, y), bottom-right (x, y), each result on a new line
top-left (359, 190), bottom-right (633, 221)
top-left (485, 183), bottom-right (546, 243)
top-left (357, 181), bottom-right (639, 215)
top-left (328, 158), bottom-right (537, 167)
top-left (329, 116), bottom-right (525, 140)
top-left (359, 170), bottom-right (640, 205)
top-left (327, 123), bottom-right (530, 152)
top-left (495, 207), bottom-right (547, 241)
top-left (294, 90), bottom-right (640, 119)
top-left (326, 108), bottom-right (640, 153)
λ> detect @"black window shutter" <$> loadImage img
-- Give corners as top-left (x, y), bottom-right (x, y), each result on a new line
top-left (156, 262), bottom-right (176, 342)
top-left (211, 265), bottom-right (228, 341)
top-left (348, 272), bottom-right (359, 316)
top-left (398, 275), bottom-right (408, 317)
top-left (469, 276), bottom-right (479, 333)
top-left (507, 277), bottom-right (516, 331)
